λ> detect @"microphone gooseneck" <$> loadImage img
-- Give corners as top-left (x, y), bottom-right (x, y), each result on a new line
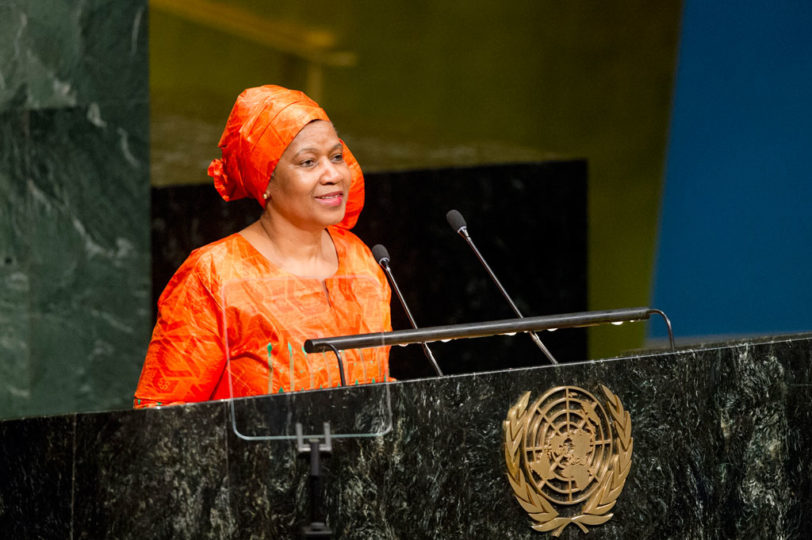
top-left (372, 244), bottom-right (443, 376)
top-left (444, 209), bottom-right (559, 365)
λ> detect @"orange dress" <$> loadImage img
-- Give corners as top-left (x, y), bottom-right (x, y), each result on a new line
top-left (134, 226), bottom-right (392, 408)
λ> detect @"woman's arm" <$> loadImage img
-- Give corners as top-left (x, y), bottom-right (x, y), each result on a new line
top-left (134, 261), bottom-right (226, 408)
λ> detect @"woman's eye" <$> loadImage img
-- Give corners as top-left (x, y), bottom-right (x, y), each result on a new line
top-left (300, 159), bottom-right (315, 167)
top-left (331, 153), bottom-right (344, 162)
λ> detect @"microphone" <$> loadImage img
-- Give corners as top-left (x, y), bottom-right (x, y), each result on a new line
top-left (371, 244), bottom-right (443, 376)
top-left (445, 209), bottom-right (558, 365)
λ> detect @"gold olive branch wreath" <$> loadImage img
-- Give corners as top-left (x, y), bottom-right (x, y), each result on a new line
top-left (503, 385), bottom-right (633, 536)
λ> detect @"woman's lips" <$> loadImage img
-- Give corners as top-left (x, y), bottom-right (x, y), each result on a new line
top-left (315, 191), bottom-right (344, 207)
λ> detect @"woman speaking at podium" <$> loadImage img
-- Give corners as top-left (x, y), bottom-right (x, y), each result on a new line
top-left (134, 86), bottom-right (392, 408)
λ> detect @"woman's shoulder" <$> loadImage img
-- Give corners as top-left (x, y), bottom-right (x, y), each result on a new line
top-left (181, 234), bottom-right (244, 271)
top-left (165, 234), bottom-right (268, 293)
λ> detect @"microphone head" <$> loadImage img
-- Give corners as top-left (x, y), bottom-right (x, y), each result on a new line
top-left (446, 209), bottom-right (468, 234)
top-left (371, 244), bottom-right (391, 266)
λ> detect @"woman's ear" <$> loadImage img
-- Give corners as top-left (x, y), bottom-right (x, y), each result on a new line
top-left (262, 175), bottom-right (274, 200)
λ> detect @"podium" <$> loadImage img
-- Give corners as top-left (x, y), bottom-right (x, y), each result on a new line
top-left (1, 331), bottom-right (810, 538)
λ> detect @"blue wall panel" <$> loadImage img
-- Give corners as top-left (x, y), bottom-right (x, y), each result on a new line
top-left (652, 1), bottom-right (812, 338)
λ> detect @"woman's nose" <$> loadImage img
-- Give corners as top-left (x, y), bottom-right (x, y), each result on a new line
top-left (320, 158), bottom-right (344, 183)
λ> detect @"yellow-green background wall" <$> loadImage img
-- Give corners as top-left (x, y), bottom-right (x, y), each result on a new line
top-left (150, 0), bottom-right (683, 359)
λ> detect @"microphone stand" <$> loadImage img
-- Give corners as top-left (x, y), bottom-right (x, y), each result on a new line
top-left (298, 423), bottom-right (333, 538)
top-left (447, 210), bottom-right (558, 365)
top-left (373, 245), bottom-right (443, 376)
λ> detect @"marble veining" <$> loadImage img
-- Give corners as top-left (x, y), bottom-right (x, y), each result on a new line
top-left (0, 1), bottom-right (150, 419)
top-left (1, 333), bottom-right (810, 538)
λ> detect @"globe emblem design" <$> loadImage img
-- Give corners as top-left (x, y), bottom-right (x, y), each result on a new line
top-left (522, 386), bottom-right (614, 505)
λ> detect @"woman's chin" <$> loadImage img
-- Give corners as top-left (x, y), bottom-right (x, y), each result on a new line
top-left (322, 205), bottom-right (347, 226)
top-left (308, 208), bottom-right (346, 230)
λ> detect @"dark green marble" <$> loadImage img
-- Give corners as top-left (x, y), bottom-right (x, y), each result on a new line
top-left (0, 1), bottom-right (27, 110)
top-left (0, 334), bottom-right (810, 538)
top-left (72, 404), bottom-right (233, 538)
top-left (0, 109), bottom-right (31, 414)
top-left (0, 1), bottom-right (150, 418)
top-left (0, 415), bottom-right (74, 539)
top-left (19, 0), bottom-right (148, 109)
top-left (25, 103), bottom-right (151, 414)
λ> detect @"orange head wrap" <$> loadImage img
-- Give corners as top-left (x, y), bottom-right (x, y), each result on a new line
top-left (207, 85), bottom-right (364, 230)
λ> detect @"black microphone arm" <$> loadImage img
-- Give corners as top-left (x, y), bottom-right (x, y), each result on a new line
top-left (445, 209), bottom-right (558, 365)
top-left (371, 244), bottom-right (443, 376)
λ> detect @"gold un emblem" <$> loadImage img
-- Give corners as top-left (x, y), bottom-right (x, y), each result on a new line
top-left (503, 385), bottom-right (633, 536)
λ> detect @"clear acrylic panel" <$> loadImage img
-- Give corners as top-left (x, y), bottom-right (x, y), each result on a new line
top-left (220, 276), bottom-right (393, 440)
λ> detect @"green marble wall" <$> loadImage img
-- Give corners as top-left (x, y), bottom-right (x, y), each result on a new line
top-left (0, 0), bottom-right (150, 419)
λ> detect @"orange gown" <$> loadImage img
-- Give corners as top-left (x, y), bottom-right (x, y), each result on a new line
top-left (134, 226), bottom-right (392, 408)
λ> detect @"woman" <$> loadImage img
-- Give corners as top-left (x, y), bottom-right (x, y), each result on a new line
top-left (134, 85), bottom-right (392, 408)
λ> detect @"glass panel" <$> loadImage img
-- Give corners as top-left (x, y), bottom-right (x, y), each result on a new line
top-left (221, 276), bottom-right (392, 440)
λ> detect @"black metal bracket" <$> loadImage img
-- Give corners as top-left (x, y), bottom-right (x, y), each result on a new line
top-left (297, 422), bottom-right (333, 539)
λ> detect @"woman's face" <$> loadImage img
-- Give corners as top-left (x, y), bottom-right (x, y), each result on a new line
top-left (264, 120), bottom-right (351, 232)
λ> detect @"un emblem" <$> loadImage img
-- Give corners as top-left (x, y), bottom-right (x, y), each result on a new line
top-left (503, 385), bottom-right (633, 536)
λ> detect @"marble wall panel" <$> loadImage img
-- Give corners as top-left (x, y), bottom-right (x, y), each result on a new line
top-left (223, 385), bottom-right (395, 535)
top-left (0, 415), bottom-right (75, 538)
top-left (0, 0), bottom-right (27, 110)
top-left (0, 0), bottom-right (150, 419)
top-left (72, 404), bottom-right (233, 538)
top-left (714, 344), bottom-right (794, 537)
top-left (0, 109), bottom-right (31, 418)
top-left (225, 421), bottom-right (310, 537)
top-left (0, 109), bottom-right (30, 272)
top-left (281, 335), bottom-right (809, 538)
top-left (25, 103), bottom-right (150, 414)
top-left (786, 383), bottom-right (812, 536)
top-left (783, 339), bottom-right (812, 538)
top-left (23, 0), bottom-right (148, 109)
top-left (1, 334), bottom-right (811, 537)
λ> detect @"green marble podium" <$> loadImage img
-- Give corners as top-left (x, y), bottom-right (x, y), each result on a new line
top-left (1, 332), bottom-right (810, 538)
